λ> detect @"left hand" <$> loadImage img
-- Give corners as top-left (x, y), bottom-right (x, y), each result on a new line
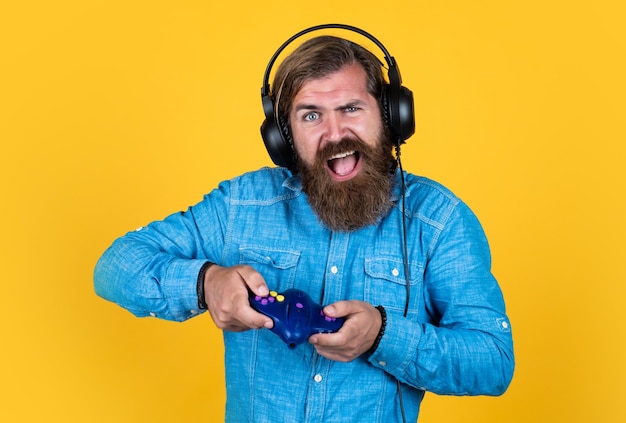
top-left (309, 300), bottom-right (382, 362)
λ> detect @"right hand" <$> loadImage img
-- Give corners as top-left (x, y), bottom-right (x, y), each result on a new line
top-left (203, 264), bottom-right (273, 332)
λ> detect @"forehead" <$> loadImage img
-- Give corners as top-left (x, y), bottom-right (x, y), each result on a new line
top-left (292, 64), bottom-right (373, 107)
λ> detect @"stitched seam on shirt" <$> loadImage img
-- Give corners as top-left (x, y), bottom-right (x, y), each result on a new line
top-left (229, 168), bottom-right (300, 206)
top-left (425, 200), bottom-right (460, 261)
top-left (231, 191), bottom-right (300, 206)
top-left (248, 330), bottom-right (259, 420)
top-left (223, 179), bottom-right (237, 266)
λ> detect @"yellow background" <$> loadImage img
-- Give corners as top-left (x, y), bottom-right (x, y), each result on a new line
top-left (1, 1), bottom-right (624, 421)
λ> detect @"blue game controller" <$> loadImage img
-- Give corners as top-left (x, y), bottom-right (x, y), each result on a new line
top-left (249, 288), bottom-right (345, 349)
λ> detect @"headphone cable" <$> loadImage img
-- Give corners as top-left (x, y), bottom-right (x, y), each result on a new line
top-left (395, 145), bottom-right (410, 423)
top-left (396, 145), bottom-right (411, 316)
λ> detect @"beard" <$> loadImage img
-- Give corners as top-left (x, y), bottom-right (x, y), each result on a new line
top-left (296, 133), bottom-right (397, 232)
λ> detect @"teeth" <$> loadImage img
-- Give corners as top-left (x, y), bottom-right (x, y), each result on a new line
top-left (329, 151), bottom-right (355, 160)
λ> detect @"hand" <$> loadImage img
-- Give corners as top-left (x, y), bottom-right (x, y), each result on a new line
top-left (309, 300), bottom-right (382, 362)
top-left (203, 264), bottom-right (273, 332)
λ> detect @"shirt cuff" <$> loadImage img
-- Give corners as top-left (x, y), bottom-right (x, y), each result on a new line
top-left (159, 258), bottom-right (209, 321)
top-left (367, 310), bottom-right (422, 374)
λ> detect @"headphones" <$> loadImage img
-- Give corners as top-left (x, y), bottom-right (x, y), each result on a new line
top-left (260, 24), bottom-right (415, 170)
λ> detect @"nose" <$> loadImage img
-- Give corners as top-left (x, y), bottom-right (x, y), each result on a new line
top-left (322, 112), bottom-right (349, 143)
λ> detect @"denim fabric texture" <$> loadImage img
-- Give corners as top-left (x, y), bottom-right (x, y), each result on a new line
top-left (95, 167), bottom-right (514, 422)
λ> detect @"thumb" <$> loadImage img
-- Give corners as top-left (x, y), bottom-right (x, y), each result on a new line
top-left (323, 300), bottom-right (351, 318)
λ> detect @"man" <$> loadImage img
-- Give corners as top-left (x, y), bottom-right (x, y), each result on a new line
top-left (95, 27), bottom-right (514, 422)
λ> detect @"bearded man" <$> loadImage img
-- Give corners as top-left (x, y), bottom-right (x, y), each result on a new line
top-left (95, 27), bottom-right (514, 422)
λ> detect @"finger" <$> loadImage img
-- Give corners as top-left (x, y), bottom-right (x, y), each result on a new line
top-left (240, 306), bottom-right (274, 330)
top-left (237, 265), bottom-right (269, 297)
top-left (311, 335), bottom-right (358, 362)
top-left (230, 283), bottom-right (273, 329)
top-left (209, 279), bottom-right (271, 331)
top-left (216, 298), bottom-right (273, 331)
top-left (309, 331), bottom-right (345, 347)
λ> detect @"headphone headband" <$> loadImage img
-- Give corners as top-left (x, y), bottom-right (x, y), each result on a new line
top-left (261, 24), bottom-right (398, 98)
top-left (260, 24), bottom-right (415, 170)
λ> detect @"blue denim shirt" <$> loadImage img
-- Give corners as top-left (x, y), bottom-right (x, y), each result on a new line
top-left (95, 167), bottom-right (514, 422)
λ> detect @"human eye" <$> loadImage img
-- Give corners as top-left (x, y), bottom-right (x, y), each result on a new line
top-left (303, 111), bottom-right (319, 122)
top-left (344, 103), bottom-right (362, 113)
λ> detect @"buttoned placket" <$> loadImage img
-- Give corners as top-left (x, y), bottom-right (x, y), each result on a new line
top-left (304, 353), bottom-right (329, 422)
top-left (321, 231), bottom-right (350, 304)
top-left (303, 231), bottom-right (351, 423)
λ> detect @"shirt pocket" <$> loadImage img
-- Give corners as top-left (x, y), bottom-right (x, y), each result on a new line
top-left (239, 246), bottom-right (301, 291)
top-left (364, 256), bottom-right (423, 317)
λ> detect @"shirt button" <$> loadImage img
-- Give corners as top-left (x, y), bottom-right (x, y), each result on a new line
top-left (314, 374), bottom-right (323, 383)
top-left (149, 312), bottom-right (156, 317)
top-left (392, 268), bottom-right (400, 277)
top-left (378, 361), bottom-right (387, 367)
top-left (330, 266), bottom-right (338, 274)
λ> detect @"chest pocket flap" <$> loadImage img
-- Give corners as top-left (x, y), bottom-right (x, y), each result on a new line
top-left (239, 247), bottom-right (300, 269)
top-left (365, 257), bottom-right (421, 286)
top-left (239, 247), bottom-right (301, 290)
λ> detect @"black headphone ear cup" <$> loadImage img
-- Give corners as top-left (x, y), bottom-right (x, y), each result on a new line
top-left (278, 114), bottom-right (293, 147)
top-left (260, 94), bottom-right (296, 169)
top-left (384, 83), bottom-right (415, 145)
top-left (396, 86), bottom-right (415, 143)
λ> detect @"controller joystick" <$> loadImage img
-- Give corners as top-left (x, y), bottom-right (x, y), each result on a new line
top-left (249, 288), bottom-right (344, 349)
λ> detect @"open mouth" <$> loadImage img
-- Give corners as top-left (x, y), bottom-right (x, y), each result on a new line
top-left (326, 150), bottom-right (362, 181)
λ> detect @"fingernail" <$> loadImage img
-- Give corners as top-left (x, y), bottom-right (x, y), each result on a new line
top-left (325, 305), bottom-right (335, 316)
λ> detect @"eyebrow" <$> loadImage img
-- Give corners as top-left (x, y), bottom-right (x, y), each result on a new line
top-left (293, 104), bottom-right (318, 113)
top-left (293, 100), bottom-right (367, 113)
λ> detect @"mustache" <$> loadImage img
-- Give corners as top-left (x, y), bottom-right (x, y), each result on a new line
top-left (317, 137), bottom-right (371, 163)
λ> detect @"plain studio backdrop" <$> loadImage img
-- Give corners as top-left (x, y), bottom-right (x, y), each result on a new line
top-left (1, 1), bottom-right (624, 421)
